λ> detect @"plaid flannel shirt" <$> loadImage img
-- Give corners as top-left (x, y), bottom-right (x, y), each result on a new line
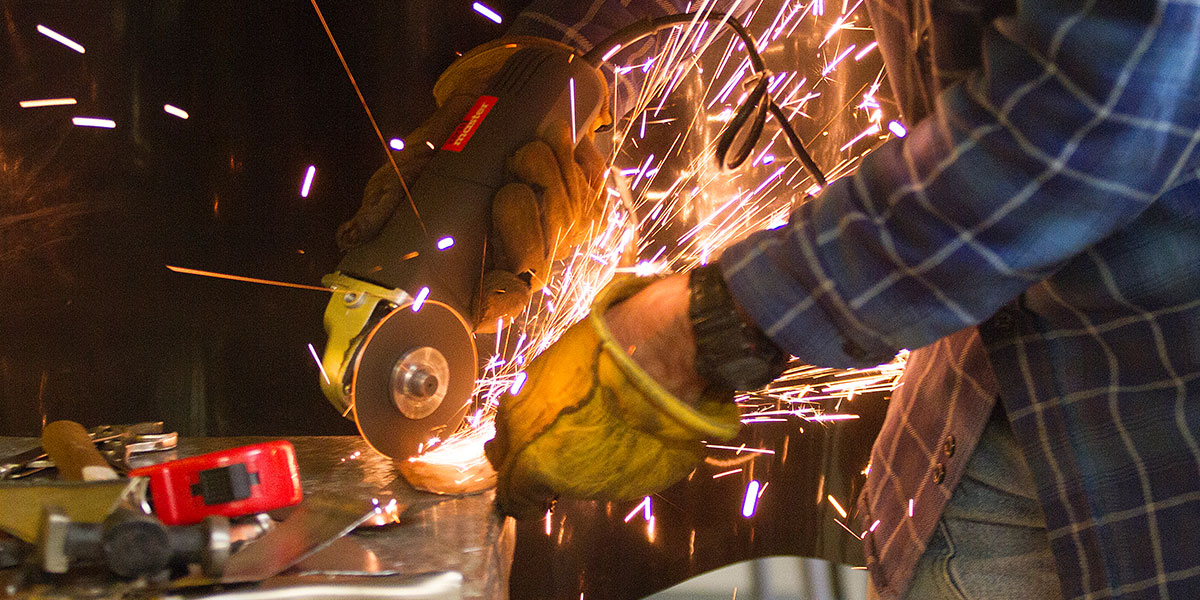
top-left (512, 1), bottom-right (1200, 598)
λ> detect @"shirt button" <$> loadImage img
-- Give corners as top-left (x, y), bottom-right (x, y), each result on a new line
top-left (987, 308), bottom-right (1020, 336)
top-left (932, 463), bottom-right (946, 484)
top-left (942, 435), bottom-right (956, 457)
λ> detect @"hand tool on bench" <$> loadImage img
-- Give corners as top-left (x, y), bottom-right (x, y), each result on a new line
top-left (130, 440), bottom-right (303, 526)
top-left (0, 421), bottom-right (177, 480)
top-left (34, 506), bottom-right (231, 578)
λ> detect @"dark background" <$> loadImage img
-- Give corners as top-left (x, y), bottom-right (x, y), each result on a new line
top-left (0, 0), bottom-right (532, 436)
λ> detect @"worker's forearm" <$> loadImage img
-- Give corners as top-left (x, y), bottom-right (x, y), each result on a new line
top-left (718, 2), bottom-right (1188, 370)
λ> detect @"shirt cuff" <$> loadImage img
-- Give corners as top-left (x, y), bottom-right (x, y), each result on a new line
top-left (717, 225), bottom-right (893, 370)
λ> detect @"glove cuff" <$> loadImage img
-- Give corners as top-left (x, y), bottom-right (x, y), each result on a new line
top-left (587, 276), bottom-right (742, 441)
top-left (435, 37), bottom-right (612, 129)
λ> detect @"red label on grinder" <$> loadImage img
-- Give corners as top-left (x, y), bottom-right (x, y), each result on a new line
top-left (441, 95), bottom-right (497, 152)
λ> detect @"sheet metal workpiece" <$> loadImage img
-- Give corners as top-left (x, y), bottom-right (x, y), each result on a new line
top-left (507, 390), bottom-right (889, 600)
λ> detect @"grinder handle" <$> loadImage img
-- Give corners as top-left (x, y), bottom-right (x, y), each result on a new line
top-left (42, 420), bottom-right (118, 481)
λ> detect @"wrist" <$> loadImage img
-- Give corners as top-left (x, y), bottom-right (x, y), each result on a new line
top-left (603, 274), bottom-right (707, 404)
top-left (688, 264), bottom-right (787, 391)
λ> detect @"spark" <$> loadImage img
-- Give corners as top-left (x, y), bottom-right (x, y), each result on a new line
top-left (827, 494), bottom-right (848, 519)
top-left (602, 44), bottom-right (623, 62)
top-left (545, 510), bottom-right (553, 536)
top-left (888, 120), bottom-right (908, 137)
top-left (712, 468), bottom-right (743, 479)
top-left (163, 104), bottom-right (189, 119)
top-left (806, 413), bottom-right (860, 422)
top-left (869, 519), bottom-right (881, 532)
top-left (908, 499), bottom-right (914, 517)
top-left (37, 25), bottom-right (85, 53)
top-left (308, 343), bottom-right (330, 385)
top-left (835, 518), bottom-right (862, 540)
top-left (630, 153), bottom-right (655, 190)
top-left (72, 117), bottom-right (115, 129)
top-left (614, 260), bottom-right (668, 277)
top-left (838, 122), bottom-right (882, 151)
top-left (509, 372), bottom-right (527, 395)
top-left (406, 421), bottom-right (494, 473)
top-left (436, 236), bottom-right (455, 250)
top-left (472, 2), bottom-right (503, 24)
top-left (854, 41), bottom-right (878, 61)
top-left (822, 44), bottom-right (857, 76)
top-left (624, 496), bottom-right (652, 522)
top-left (411, 286), bottom-right (430, 312)
top-left (742, 480), bottom-right (762, 517)
top-left (19, 98), bottom-right (76, 108)
top-left (706, 444), bottom-right (775, 455)
top-left (300, 165), bottom-right (316, 197)
top-left (569, 77), bottom-right (577, 142)
top-left (389, 138), bottom-right (405, 151)
top-left (166, 265), bottom-right (336, 293)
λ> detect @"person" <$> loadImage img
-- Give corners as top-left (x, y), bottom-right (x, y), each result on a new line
top-left (341, 0), bottom-right (1200, 598)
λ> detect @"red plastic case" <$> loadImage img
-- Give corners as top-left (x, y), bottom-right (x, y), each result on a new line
top-left (130, 440), bottom-right (303, 525)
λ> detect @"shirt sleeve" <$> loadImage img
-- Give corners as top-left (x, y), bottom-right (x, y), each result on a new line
top-left (719, 2), bottom-right (1200, 369)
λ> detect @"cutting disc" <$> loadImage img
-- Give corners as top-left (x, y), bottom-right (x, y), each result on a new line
top-left (350, 299), bottom-right (477, 460)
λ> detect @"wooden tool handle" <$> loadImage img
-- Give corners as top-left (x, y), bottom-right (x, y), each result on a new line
top-left (42, 420), bottom-right (118, 481)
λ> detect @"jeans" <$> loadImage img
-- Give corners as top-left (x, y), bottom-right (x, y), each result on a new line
top-left (871, 409), bottom-right (1063, 600)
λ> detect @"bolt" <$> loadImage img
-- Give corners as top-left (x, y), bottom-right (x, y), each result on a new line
top-left (406, 370), bottom-right (439, 397)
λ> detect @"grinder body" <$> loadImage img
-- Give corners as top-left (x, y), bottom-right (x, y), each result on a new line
top-left (320, 46), bottom-right (607, 458)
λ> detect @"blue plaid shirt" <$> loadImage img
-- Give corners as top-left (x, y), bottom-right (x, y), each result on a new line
top-left (513, 1), bottom-right (1200, 598)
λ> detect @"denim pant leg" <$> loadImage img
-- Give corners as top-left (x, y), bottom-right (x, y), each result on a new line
top-left (881, 411), bottom-right (1063, 600)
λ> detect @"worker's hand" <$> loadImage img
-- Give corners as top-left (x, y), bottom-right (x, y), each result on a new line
top-left (336, 37), bottom-right (610, 333)
top-left (483, 276), bottom-right (742, 519)
top-left (477, 121), bottom-right (607, 330)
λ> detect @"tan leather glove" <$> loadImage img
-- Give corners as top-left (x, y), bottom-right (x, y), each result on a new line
top-left (482, 120), bottom-right (607, 328)
top-left (337, 37), bottom-right (610, 333)
top-left (483, 276), bottom-right (743, 519)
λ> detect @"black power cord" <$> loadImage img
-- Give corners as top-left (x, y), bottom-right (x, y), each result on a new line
top-left (583, 12), bottom-right (829, 187)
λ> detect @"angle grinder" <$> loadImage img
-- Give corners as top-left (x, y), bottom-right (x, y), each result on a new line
top-left (319, 45), bottom-right (608, 460)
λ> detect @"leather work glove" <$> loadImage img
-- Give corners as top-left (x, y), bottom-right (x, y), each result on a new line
top-left (337, 37), bottom-right (610, 333)
top-left (483, 276), bottom-right (743, 519)
top-left (483, 120), bottom-right (607, 327)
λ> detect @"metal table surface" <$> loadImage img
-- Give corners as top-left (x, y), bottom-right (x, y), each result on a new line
top-left (1, 386), bottom-right (886, 600)
top-left (0, 436), bottom-right (513, 600)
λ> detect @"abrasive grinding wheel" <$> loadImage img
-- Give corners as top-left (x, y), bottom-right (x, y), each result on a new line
top-left (349, 300), bottom-right (477, 459)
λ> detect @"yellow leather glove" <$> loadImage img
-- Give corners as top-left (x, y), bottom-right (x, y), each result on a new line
top-left (484, 276), bottom-right (743, 519)
top-left (337, 37), bottom-right (610, 333)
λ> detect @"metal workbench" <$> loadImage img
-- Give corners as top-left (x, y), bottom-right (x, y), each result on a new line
top-left (0, 436), bottom-right (513, 600)
top-left (1, 385), bottom-right (887, 600)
